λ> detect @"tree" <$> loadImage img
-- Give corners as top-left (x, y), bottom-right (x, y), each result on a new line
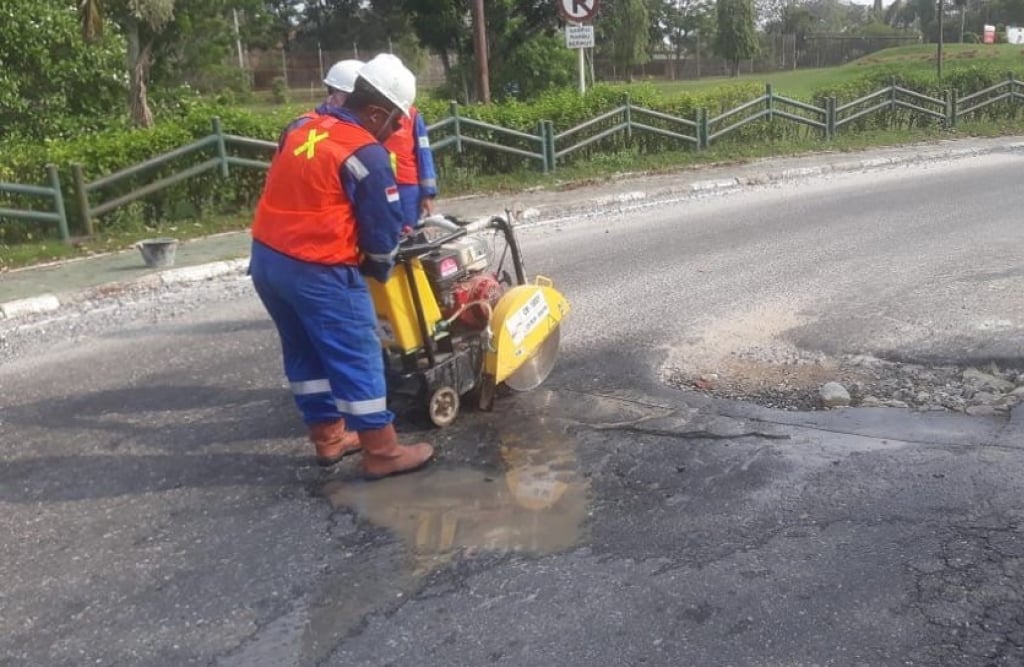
top-left (803, 0), bottom-right (869, 33)
top-left (244, 0), bottom-right (304, 51)
top-left (661, 0), bottom-right (716, 79)
top-left (402, 0), bottom-right (470, 92)
top-left (80, 0), bottom-right (177, 128)
top-left (765, 5), bottom-right (815, 63)
top-left (491, 33), bottom-right (576, 99)
top-left (715, 0), bottom-right (757, 76)
top-left (402, 0), bottom-right (563, 102)
top-left (1, 0), bottom-right (126, 140)
top-left (609, 0), bottom-right (652, 80)
top-left (149, 0), bottom-right (267, 95)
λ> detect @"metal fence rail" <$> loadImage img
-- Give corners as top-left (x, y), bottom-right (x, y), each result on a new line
top-left (835, 87), bottom-right (894, 128)
top-left (3, 73), bottom-right (1023, 240)
top-left (72, 119), bottom-right (274, 235)
top-left (707, 85), bottom-right (832, 144)
top-left (554, 106), bottom-right (628, 160)
top-left (553, 99), bottom-right (701, 163)
top-left (0, 165), bottom-right (71, 242)
top-left (954, 75), bottom-right (1024, 123)
top-left (627, 104), bottom-right (700, 146)
top-left (427, 102), bottom-right (551, 172)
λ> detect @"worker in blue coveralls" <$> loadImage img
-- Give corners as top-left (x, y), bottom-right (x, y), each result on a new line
top-left (249, 53), bottom-right (434, 480)
top-left (383, 102), bottom-right (438, 227)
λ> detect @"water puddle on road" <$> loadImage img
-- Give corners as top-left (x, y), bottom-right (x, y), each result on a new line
top-left (321, 406), bottom-right (589, 569)
top-left (321, 389), bottom-right (669, 568)
top-left (219, 390), bottom-right (673, 666)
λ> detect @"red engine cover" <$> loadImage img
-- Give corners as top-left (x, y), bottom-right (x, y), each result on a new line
top-left (447, 274), bottom-right (504, 329)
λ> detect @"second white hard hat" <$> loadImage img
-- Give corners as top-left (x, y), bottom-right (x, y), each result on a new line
top-left (357, 53), bottom-right (416, 117)
top-left (323, 59), bottom-right (364, 93)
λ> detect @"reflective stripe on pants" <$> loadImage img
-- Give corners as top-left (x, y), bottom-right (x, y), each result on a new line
top-left (249, 240), bottom-right (393, 431)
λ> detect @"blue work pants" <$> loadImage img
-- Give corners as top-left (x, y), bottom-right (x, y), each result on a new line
top-left (249, 240), bottom-right (393, 431)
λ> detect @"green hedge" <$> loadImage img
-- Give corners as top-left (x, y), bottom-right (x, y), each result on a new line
top-left (417, 83), bottom-right (784, 175)
top-left (0, 103), bottom-right (289, 243)
top-left (812, 64), bottom-right (1024, 132)
top-left (3, 67), bottom-right (1024, 243)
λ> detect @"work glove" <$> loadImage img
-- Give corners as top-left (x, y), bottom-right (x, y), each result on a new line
top-left (360, 256), bottom-right (394, 283)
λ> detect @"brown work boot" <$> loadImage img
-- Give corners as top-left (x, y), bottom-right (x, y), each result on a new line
top-left (309, 419), bottom-right (361, 467)
top-left (359, 424), bottom-right (434, 481)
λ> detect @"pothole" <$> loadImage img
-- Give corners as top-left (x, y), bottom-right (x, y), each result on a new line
top-left (665, 353), bottom-right (1024, 415)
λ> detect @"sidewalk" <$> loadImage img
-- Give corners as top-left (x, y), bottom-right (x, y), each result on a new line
top-left (3, 134), bottom-right (1023, 320)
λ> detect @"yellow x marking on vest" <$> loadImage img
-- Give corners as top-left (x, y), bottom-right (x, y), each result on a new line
top-left (293, 129), bottom-right (328, 160)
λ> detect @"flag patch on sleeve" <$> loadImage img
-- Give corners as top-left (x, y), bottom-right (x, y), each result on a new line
top-left (385, 186), bottom-right (400, 203)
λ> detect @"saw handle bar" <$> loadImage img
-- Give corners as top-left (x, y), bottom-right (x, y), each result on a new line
top-left (395, 214), bottom-right (527, 285)
top-left (395, 227), bottom-right (467, 260)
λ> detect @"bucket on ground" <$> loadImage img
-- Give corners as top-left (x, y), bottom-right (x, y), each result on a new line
top-left (136, 238), bottom-right (179, 268)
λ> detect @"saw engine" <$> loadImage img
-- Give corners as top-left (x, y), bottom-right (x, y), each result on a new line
top-left (418, 235), bottom-right (506, 330)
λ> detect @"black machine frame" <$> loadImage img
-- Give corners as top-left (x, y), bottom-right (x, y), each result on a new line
top-left (383, 214), bottom-right (528, 426)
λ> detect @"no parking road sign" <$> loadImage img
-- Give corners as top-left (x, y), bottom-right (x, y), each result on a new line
top-left (559, 0), bottom-right (599, 22)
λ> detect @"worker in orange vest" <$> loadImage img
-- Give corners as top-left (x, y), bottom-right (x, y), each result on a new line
top-left (383, 103), bottom-right (438, 227)
top-left (249, 54), bottom-right (434, 480)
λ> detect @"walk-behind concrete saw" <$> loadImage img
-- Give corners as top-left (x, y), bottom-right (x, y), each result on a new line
top-left (367, 212), bottom-right (569, 427)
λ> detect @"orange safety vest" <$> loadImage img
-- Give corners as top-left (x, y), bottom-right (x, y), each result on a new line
top-left (252, 114), bottom-right (375, 265)
top-left (384, 107), bottom-right (419, 186)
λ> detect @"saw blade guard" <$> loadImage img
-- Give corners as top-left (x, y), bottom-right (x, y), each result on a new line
top-left (485, 278), bottom-right (570, 391)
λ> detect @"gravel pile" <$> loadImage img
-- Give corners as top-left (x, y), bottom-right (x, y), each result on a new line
top-left (666, 354), bottom-right (1024, 415)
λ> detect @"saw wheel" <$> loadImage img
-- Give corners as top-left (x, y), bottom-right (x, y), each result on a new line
top-left (427, 386), bottom-right (460, 428)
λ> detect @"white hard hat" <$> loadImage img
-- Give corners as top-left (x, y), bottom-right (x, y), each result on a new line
top-left (323, 59), bottom-right (364, 93)
top-left (357, 53), bottom-right (416, 117)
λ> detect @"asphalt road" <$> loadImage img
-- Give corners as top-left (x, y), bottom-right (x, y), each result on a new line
top-left (2, 154), bottom-right (1024, 666)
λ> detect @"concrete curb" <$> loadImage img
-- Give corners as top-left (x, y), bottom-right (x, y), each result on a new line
top-left (0, 295), bottom-right (62, 320)
top-left (3, 140), bottom-right (1022, 321)
top-left (0, 258), bottom-right (249, 321)
top-left (514, 140), bottom-right (1024, 222)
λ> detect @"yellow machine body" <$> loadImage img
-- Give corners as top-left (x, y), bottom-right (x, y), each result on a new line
top-left (367, 259), bottom-right (444, 354)
top-left (485, 278), bottom-right (570, 386)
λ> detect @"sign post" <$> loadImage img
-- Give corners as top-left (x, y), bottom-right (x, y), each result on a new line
top-left (558, 0), bottom-right (599, 95)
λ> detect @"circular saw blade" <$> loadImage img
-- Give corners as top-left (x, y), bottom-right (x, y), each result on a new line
top-left (504, 325), bottom-right (561, 392)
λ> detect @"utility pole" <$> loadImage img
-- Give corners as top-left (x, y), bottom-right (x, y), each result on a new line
top-left (696, 30), bottom-right (701, 79)
top-left (937, 0), bottom-right (944, 79)
top-left (470, 0), bottom-right (491, 103)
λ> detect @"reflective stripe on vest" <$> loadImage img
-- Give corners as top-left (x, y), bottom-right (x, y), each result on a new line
top-left (252, 114), bottom-right (375, 265)
top-left (384, 110), bottom-right (418, 186)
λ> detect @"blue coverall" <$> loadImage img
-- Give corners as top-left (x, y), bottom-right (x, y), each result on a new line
top-left (249, 104), bottom-right (404, 432)
top-left (396, 110), bottom-right (438, 226)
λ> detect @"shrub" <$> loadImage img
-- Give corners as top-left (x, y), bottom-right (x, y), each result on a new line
top-left (271, 77), bottom-right (290, 105)
top-left (5, 67), bottom-right (1024, 243)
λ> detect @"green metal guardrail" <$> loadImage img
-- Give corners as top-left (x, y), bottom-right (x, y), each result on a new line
top-left (430, 74), bottom-right (1019, 160)
top-left (553, 97), bottom-right (701, 163)
top-left (3, 74), bottom-right (1023, 240)
top-left (952, 73), bottom-right (1024, 127)
top-left (0, 165), bottom-right (71, 242)
top-left (707, 84), bottom-right (831, 146)
top-left (72, 118), bottom-right (276, 236)
top-left (835, 77), bottom-right (949, 132)
top-left (427, 102), bottom-right (552, 172)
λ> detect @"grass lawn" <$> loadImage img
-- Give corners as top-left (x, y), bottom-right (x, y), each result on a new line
top-left (623, 44), bottom-right (1024, 100)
